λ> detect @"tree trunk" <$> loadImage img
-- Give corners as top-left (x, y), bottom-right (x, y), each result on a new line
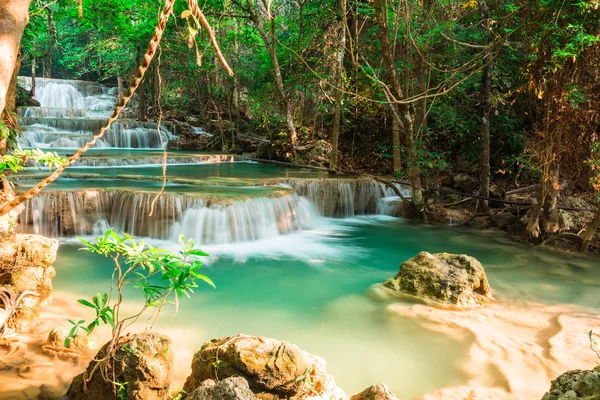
top-left (242, 0), bottom-right (298, 156)
top-left (31, 57), bottom-right (36, 96)
top-left (373, 0), bottom-right (423, 207)
top-left (1, 0), bottom-right (31, 156)
top-left (541, 162), bottom-right (560, 233)
top-left (5, 48), bottom-right (20, 117)
top-left (330, 0), bottom-right (347, 172)
top-left (138, 79), bottom-right (147, 121)
top-left (0, 0), bottom-right (32, 117)
top-left (42, 6), bottom-right (54, 78)
top-left (117, 75), bottom-right (124, 104)
top-left (580, 207), bottom-right (600, 252)
top-left (391, 110), bottom-right (401, 171)
top-left (478, 1), bottom-right (492, 211)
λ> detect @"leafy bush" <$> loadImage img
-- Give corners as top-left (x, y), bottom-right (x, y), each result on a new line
top-left (66, 230), bottom-right (213, 345)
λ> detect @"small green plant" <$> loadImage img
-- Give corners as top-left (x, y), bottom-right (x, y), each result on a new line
top-left (67, 230), bottom-right (213, 344)
top-left (295, 366), bottom-right (325, 397)
top-left (65, 229), bottom-right (213, 397)
top-left (589, 330), bottom-right (600, 360)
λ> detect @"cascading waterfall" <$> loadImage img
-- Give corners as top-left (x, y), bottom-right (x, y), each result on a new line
top-left (173, 195), bottom-right (319, 245)
top-left (19, 189), bottom-right (112, 237)
top-left (284, 178), bottom-right (411, 217)
top-left (18, 188), bottom-right (319, 245)
top-left (16, 77), bottom-right (177, 149)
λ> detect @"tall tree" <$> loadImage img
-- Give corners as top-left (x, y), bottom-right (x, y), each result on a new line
top-left (372, 0), bottom-right (423, 208)
top-left (330, 0), bottom-right (347, 172)
top-left (0, 0), bottom-right (32, 155)
top-left (478, 1), bottom-right (492, 211)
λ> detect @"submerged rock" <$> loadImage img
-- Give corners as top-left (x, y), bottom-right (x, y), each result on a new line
top-left (66, 332), bottom-right (174, 400)
top-left (183, 334), bottom-right (347, 399)
top-left (0, 233), bottom-right (58, 335)
top-left (383, 252), bottom-right (493, 309)
top-left (350, 384), bottom-right (398, 400)
top-left (541, 368), bottom-right (600, 400)
top-left (186, 377), bottom-right (256, 400)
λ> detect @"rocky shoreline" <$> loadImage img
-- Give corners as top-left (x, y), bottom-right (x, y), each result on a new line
top-left (2, 241), bottom-right (598, 400)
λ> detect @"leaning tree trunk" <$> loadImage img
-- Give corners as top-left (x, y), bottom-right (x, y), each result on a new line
top-left (478, 2), bottom-right (492, 211)
top-left (330, 0), bottom-right (347, 172)
top-left (0, 0), bottom-right (32, 155)
top-left (373, 0), bottom-right (423, 207)
top-left (42, 6), bottom-right (54, 78)
top-left (242, 0), bottom-right (298, 156)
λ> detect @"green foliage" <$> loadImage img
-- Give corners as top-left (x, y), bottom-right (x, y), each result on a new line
top-left (0, 147), bottom-right (65, 177)
top-left (65, 230), bottom-right (213, 346)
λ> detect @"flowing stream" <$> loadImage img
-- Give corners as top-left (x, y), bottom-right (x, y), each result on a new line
top-left (2, 78), bottom-right (599, 400)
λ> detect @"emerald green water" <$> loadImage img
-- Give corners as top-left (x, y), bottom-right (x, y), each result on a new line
top-left (16, 178), bottom-right (290, 197)
top-left (22, 162), bottom-right (329, 181)
top-left (52, 216), bottom-right (599, 398)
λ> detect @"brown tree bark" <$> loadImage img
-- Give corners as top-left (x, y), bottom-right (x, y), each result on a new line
top-left (330, 0), bottom-right (347, 172)
top-left (42, 6), bottom-right (54, 78)
top-left (373, 0), bottom-right (423, 207)
top-left (478, 1), bottom-right (492, 211)
top-left (238, 0), bottom-right (298, 156)
top-left (0, 0), bottom-right (32, 155)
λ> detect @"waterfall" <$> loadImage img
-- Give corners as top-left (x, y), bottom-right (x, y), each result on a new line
top-left (16, 77), bottom-right (177, 149)
top-left (173, 194), bottom-right (319, 245)
top-left (284, 178), bottom-right (411, 217)
top-left (18, 188), bottom-right (319, 245)
top-left (19, 189), bottom-right (111, 237)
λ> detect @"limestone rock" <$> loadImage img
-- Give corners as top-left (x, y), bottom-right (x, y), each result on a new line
top-left (38, 384), bottom-right (65, 400)
top-left (183, 334), bottom-right (346, 399)
top-left (295, 140), bottom-right (332, 168)
top-left (558, 197), bottom-right (595, 232)
top-left (542, 368), bottom-right (600, 400)
top-left (383, 252), bottom-right (493, 309)
top-left (350, 384), bottom-right (398, 400)
top-left (186, 377), bottom-right (256, 400)
top-left (453, 173), bottom-right (478, 194)
top-left (66, 332), bottom-right (174, 400)
top-left (42, 329), bottom-right (97, 359)
top-left (491, 213), bottom-right (517, 229)
top-left (469, 215), bottom-right (492, 230)
top-left (0, 233), bottom-right (58, 334)
top-left (427, 204), bottom-right (470, 225)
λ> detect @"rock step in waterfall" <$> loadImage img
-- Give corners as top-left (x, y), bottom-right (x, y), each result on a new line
top-left (17, 178), bottom-right (411, 244)
top-left (17, 77), bottom-right (177, 149)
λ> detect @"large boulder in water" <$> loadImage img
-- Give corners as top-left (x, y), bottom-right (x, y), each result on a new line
top-left (183, 334), bottom-right (346, 399)
top-left (541, 368), bottom-right (600, 400)
top-left (66, 332), bottom-right (174, 400)
top-left (383, 252), bottom-right (493, 309)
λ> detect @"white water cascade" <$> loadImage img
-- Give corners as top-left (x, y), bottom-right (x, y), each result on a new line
top-left (285, 178), bottom-right (412, 217)
top-left (17, 77), bottom-right (177, 149)
top-left (18, 189), bottom-right (320, 245)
